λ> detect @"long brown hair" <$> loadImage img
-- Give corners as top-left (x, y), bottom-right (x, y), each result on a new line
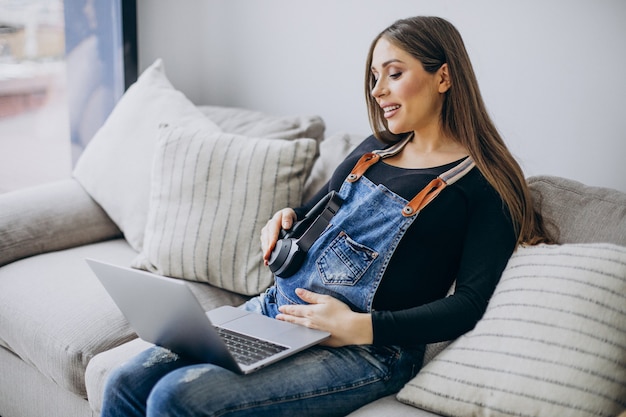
top-left (365, 16), bottom-right (551, 245)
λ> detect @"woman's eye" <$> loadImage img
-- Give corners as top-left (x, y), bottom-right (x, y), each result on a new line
top-left (390, 72), bottom-right (402, 79)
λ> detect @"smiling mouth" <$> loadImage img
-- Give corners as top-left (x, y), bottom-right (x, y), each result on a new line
top-left (383, 105), bottom-right (400, 117)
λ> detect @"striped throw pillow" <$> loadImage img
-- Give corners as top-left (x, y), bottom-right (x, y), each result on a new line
top-left (398, 243), bottom-right (626, 417)
top-left (132, 124), bottom-right (318, 295)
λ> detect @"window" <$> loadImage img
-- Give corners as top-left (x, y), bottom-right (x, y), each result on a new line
top-left (0, 0), bottom-right (136, 193)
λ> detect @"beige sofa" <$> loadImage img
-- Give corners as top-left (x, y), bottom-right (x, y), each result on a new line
top-left (1, 60), bottom-right (625, 417)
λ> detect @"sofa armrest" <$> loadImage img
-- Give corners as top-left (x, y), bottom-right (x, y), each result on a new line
top-left (528, 175), bottom-right (626, 246)
top-left (0, 179), bottom-right (122, 266)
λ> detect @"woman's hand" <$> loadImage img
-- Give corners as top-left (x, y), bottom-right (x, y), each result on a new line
top-left (276, 288), bottom-right (373, 347)
top-left (260, 208), bottom-right (297, 265)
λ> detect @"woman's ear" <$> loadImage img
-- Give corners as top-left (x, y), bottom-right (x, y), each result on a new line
top-left (438, 63), bottom-right (452, 93)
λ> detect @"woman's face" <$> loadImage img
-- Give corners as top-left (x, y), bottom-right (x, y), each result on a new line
top-left (370, 37), bottom-right (449, 135)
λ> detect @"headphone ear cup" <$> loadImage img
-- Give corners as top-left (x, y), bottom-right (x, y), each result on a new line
top-left (268, 238), bottom-right (304, 278)
top-left (278, 248), bottom-right (306, 278)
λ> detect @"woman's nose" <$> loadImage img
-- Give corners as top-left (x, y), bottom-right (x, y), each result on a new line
top-left (371, 79), bottom-right (386, 98)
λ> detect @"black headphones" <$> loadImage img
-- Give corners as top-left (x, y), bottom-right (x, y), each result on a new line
top-left (268, 191), bottom-right (343, 278)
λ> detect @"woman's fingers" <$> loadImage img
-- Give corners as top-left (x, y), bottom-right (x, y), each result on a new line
top-left (260, 208), bottom-right (297, 263)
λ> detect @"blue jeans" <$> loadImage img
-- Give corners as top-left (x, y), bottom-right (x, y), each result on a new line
top-left (100, 343), bottom-right (423, 416)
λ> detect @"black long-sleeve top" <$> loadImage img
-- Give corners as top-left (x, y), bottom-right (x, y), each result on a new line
top-left (294, 135), bottom-right (517, 347)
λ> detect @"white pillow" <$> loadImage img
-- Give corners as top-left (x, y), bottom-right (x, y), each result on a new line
top-left (397, 243), bottom-right (626, 417)
top-left (131, 124), bottom-right (318, 296)
top-left (73, 59), bottom-right (221, 251)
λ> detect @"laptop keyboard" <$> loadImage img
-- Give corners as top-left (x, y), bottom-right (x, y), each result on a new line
top-left (215, 327), bottom-right (288, 366)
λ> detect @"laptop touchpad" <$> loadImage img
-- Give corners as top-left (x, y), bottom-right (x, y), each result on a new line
top-left (222, 313), bottom-right (294, 338)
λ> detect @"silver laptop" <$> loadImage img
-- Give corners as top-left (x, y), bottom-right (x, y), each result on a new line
top-left (86, 258), bottom-right (329, 374)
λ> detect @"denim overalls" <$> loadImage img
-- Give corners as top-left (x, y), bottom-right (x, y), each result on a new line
top-left (261, 136), bottom-right (475, 318)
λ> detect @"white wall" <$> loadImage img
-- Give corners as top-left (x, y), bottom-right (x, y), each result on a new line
top-left (137, 0), bottom-right (626, 192)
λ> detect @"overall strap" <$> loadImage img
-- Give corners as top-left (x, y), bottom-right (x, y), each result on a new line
top-left (347, 135), bottom-right (411, 183)
top-left (346, 135), bottom-right (476, 217)
top-left (402, 156), bottom-right (475, 216)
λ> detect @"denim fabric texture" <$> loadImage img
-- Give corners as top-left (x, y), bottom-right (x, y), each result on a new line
top-left (269, 175), bottom-right (416, 315)
top-left (100, 343), bottom-right (424, 416)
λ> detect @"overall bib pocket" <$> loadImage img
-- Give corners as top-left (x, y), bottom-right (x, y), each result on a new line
top-left (317, 231), bottom-right (378, 285)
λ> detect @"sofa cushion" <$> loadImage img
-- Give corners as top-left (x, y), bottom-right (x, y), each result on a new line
top-left (86, 338), bottom-right (154, 414)
top-left (397, 243), bottom-right (626, 417)
top-left (0, 240), bottom-right (138, 397)
top-left (347, 394), bottom-right (441, 417)
top-left (198, 105), bottom-right (325, 143)
top-left (131, 124), bottom-right (317, 295)
top-left (528, 175), bottom-right (626, 246)
top-left (0, 239), bottom-right (248, 398)
top-left (0, 179), bottom-right (120, 267)
top-left (73, 59), bottom-right (221, 253)
top-left (302, 131), bottom-right (363, 202)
